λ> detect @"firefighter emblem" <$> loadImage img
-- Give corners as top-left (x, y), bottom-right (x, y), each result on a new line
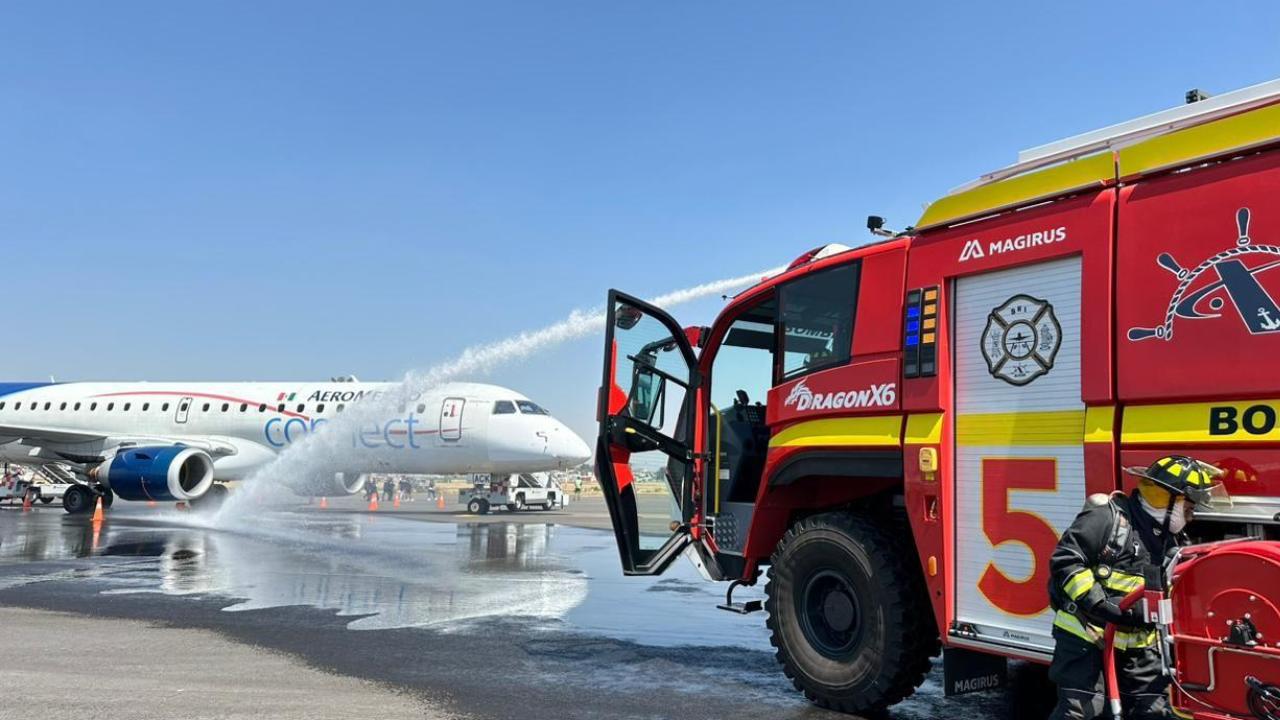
top-left (1129, 208), bottom-right (1280, 342)
top-left (981, 294), bottom-right (1061, 386)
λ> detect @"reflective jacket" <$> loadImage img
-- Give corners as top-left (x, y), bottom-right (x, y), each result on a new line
top-left (1047, 492), bottom-right (1176, 649)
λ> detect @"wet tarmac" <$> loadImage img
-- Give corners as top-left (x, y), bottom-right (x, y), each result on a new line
top-left (0, 502), bottom-right (1037, 719)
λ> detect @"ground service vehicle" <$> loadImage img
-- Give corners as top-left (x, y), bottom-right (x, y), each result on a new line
top-left (596, 79), bottom-right (1280, 716)
top-left (461, 473), bottom-right (560, 514)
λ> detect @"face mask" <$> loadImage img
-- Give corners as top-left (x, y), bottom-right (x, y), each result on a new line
top-left (1140, 494), bottom-right (1189, 533)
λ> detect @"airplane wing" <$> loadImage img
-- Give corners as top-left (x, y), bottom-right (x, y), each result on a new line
top-left (0, 423), bottom-right (106, 444)
top-left (0, 422), bottom-right (239, 459)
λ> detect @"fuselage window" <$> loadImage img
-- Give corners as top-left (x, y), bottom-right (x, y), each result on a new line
top-left (90, 403), bottom-right (97, 411)
top-left (162, 403), bottom-right (169, 412)
top-left (493, 400), bottom-right (516, 415)
top-left (44, 402), bottom-right (51, 410)
top-left (59, 402), bottom-right (67, 411)
top-left (316, 404), bottom-right (325, 413)
top-left (417, 403), bottom-right (426, 414)
top-left (202, 403), bottom-right (210, 412)
top-left (277, 403), bottom-right (285, 413)
top-left (74, 402), bottom-right (81, 411)
top-left (123, 403), bottom-right (131, 411)
top-left (142, 403), bottom-right (150, 411)
top-left (0, 402), bottom-right (6, 410)
top-left (107, 403), bottom-right (114, 411)
top-left (240, 403), bottom-right (247, 412)
top-left (259, 404), bottom-right (266, 412)
top-left (296, 404), bottom-right (305, 413)
top-left (336, 404), bottom-right (345, 413)
top-left (221, 403), bottom-right (229, 412)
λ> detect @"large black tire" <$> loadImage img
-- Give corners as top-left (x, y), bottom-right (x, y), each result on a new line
top-left (467, 498), bottom-right (484, 514)
top-left (62, 486), bottom-right (93, 514)
top-left (765, 512), bottom-right (938, 715)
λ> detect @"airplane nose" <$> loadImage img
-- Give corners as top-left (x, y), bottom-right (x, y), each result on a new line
top-left (554, 427), bottom-right (592, 466)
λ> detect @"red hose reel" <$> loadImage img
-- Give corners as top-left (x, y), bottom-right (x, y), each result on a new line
top-left (1164, 540), bottom-right (1280, 719)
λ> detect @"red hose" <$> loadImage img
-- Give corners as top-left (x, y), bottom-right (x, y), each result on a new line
top-left (1104, 586), bottom-right (1147, 716)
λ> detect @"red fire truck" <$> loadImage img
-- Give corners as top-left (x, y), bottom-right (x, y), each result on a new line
top-left (596, 79), bottom-right (1280, 716)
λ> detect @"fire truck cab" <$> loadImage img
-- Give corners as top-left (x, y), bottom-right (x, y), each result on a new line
top-left (596, 79), bottom-right (1280, 715)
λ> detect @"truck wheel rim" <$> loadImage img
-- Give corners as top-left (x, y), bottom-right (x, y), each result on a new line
top-left (799, 569), bottom-right (861, 658)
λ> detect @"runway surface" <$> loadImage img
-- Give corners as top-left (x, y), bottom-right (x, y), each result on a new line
top-left (0, 497), bottom-right (1040, 719)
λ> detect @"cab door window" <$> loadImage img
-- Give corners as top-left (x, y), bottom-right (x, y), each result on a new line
top-left (779, 263), bottom-right (860, 380)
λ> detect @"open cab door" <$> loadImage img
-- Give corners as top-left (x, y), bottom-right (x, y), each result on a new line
top-left (598, 291), bottom-right (703, 576)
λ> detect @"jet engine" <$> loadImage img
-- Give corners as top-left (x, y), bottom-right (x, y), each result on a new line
top-left (284, 471), bottom-right (366, 497)
top-left (91, 446), bottom-right (215, 502)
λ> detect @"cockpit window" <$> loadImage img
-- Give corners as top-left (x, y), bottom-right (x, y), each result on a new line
top-left (493, 400), bottom-right (517, 415)
top-left (516, 400), bottom-right (548, 415)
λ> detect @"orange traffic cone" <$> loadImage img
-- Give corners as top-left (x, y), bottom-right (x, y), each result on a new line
top-left (393, 494), bottom-right (401, 509)
top-left (21, 490), bottom-right (32, 512)
top-left (368, 495), bottom-right (379, 512)
top-left (91, 495), bottom-right (104, 523)
top-left (436, 494), bottom-right (446, 510)
top-left (319, 496), bottom-right (328, 509)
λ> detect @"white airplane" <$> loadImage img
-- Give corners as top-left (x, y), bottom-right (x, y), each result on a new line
top-left (0, 380), bottom-right (591, 513)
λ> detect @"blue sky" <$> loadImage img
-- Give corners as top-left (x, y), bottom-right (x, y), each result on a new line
top-left (2, 2), bottom-right (1278, 442)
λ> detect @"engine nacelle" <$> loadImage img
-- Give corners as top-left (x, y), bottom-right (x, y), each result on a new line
top-left (91, 446), bottom-right (215, 502)
top-left (284, 471), bottom-right (365, 497)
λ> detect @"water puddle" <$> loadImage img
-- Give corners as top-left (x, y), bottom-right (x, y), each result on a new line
top-left (0, 509), bottom-right (770, 650)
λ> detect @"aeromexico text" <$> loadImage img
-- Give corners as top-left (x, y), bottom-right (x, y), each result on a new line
top-left (265, 388), bottom-right (438, 449)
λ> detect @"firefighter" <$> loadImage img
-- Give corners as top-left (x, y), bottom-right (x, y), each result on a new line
top-left (1047, 455), bottom-right (1224, 720)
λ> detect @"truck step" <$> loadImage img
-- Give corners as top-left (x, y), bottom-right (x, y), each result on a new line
top-left (716, 600), bottom-right (762, 615)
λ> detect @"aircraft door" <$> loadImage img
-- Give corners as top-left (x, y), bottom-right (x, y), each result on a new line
top-left (175, 397), bottom-right (193, 424)
top-left (440, 397), bottom-right (465, 441)
top-left (597, 291), bottom-right (700, 575)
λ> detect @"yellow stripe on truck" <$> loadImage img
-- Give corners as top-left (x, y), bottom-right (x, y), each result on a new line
top-left (1123, 398), bottom-right (1280, 444)
top-left (769, 416), bottom-right (902, 448)
top-left (1118, 102), bottom-right (1280, 180)
top-left (905, 413), bottom-right (943, 445)
top-left (1084, 406), bottom-right (1114, 444)
top-left (956, 410), bottom-right (1085, 447)
top-left (915, 151), bottom-right (1114, 230)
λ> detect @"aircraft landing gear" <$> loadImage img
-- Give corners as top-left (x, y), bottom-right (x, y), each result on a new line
top-left (62, 486), bottom-right (93, 514)
top-left (62, 486), bottom-right (113, 514)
